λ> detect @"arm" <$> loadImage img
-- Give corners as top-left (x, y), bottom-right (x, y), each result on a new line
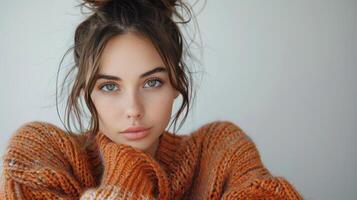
top-left (80, 132), bottom-right (169, 200)
top-left (217, 121), bottom-right (303, 200)
top-left (1, 121), bottom-right (88, 199)
top-left (1, 121), bottom-right (168, 200)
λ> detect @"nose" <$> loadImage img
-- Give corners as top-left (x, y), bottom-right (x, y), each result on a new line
top-left (125, 91), bottom-right (144, 120)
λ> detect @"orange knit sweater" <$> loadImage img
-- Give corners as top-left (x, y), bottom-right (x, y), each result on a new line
top-left (0, 120), bottom-right (303, 199)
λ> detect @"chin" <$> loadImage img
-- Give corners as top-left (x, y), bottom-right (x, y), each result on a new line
top-left (122, 140), bottom-right (150, 151)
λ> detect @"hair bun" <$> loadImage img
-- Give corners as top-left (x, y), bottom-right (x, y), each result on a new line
top-left (83, 0), bottom-right (111, 8)
top-left (82, 0), bottom-right (179, 17)
top-left (150, 0), bottom-right (178, 16)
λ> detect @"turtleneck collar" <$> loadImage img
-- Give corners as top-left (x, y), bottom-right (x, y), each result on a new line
top-left (154, 131), bottom-right (184, 173)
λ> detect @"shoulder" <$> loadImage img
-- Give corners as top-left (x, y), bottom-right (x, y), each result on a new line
top-left (8, 121), bottom-right (65, 139)
top-left (6, 121), bottom-right (85, 149)
top-left (2, 121), bottom-right (86, 173)
top-left (160, 120), bottom-right (250, 155)
top-left (190, 120), bottom-right (255, 148)
top-left (10, 120), bottom-right (74, 136)
top-left (188, 120), bottom-right (265, 171)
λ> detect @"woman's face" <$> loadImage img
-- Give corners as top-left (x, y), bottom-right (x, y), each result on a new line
top-left (90, 32), bottom-right (179, 157)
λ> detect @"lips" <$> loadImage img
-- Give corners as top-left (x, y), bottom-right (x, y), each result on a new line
top-left (121, 126), bottom-right (151, 133)
top-left (120, 127), bottom-right (152, 140)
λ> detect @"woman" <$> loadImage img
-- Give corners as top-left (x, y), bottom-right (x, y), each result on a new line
top-left (0, 0), bottom-right (303, 199)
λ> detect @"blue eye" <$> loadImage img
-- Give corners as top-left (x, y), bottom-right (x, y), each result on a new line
top-left (144, 78), bottom-right (163, 88)
top-left (100, 83), bottom-right (118, 92)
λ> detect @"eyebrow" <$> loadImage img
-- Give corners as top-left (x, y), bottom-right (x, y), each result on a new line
top-left (95, 66), bottom-right (167, 81)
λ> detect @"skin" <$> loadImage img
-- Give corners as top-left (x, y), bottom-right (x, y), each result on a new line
top-left (90, 32), bottom-right (179, 158)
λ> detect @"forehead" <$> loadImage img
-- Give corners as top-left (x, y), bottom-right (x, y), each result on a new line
top-left (99, 32), bottom-right (165, 75)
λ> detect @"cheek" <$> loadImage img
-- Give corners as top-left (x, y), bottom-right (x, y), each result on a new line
top-left (145, 92), bottom-right (174, 117)
top-left (91, 93), bottom-right (119, 117)
top-left (91, 95), bottom-right (122, 133)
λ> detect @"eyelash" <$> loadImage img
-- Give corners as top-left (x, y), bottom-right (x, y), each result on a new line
top-left (98, 78), bottom-right (164, 93)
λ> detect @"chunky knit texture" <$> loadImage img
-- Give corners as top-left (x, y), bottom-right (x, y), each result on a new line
top-left (0, 120), bottom-right (303, 199)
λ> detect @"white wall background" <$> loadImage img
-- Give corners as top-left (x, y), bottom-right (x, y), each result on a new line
top-left (1, 0), bottom-right (356, 199)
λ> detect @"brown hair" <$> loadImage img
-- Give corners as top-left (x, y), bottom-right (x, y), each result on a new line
top-left (56, 0), bottom-right (203, 141)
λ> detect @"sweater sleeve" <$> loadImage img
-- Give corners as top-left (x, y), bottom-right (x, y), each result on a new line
top-left (205, 121), bottom-right (303, 200)
top-left (0, 121), bottom-right (169, 200)
top-left (80, 132), bottom-right (170, 200)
